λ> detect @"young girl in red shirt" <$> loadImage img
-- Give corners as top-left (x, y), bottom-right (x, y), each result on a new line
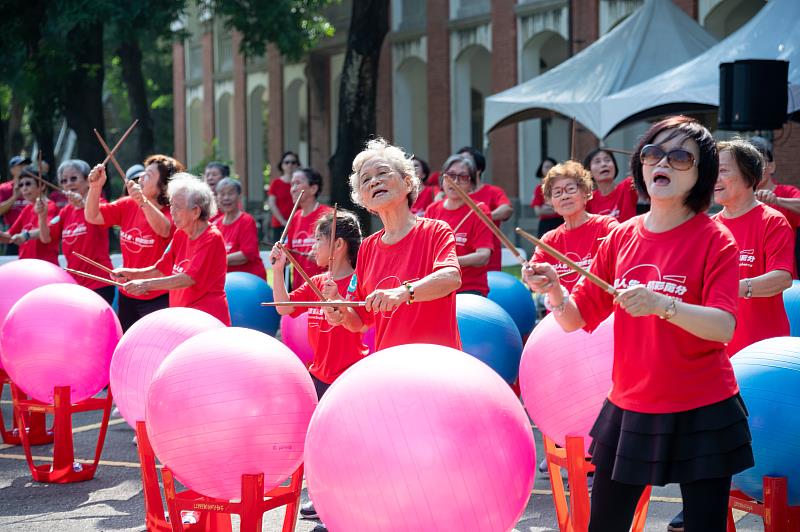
top-left (285, 167), bottom-right (331, 289)
top-left (525, 116), bottom-right (753, 532)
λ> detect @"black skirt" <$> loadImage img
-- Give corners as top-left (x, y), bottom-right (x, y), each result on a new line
top-left (588, 394), bottom-right (754, 486)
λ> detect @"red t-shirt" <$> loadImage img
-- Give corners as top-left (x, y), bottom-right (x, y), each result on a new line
top-left (470, 183), bottom-right (512, 271)
top-left (411, 185), bottom-right (440, 217)
top-left (351, 217), bottom-right (461, 351)
top-left (770, 184), bottom-right (800, 229)
top-left (572, 213), bottom-right (740, 414)
top-left (155, 225), bottom-right (231, 326)
top-left (290, 274), bottom-right (369, 384)
top-left (9, 201), bottom-right (59, 264)
top-left (587, 177), bottom-right (638, 223)
top-left (424, 200), bottom-right (493, 295)
top-left (530, 184), bottom-right (561, 220)
top-left (268, 178), bottom-right (294, 229)
top-left (50, 202), bottom-right (113, 290)
top-left (712, 204), bottom-right (793, 357)
top-left (532, 214), bottom-right (619, 293)
top-left (0, 182), bottom-right (30, 227)
top-left (99, 196), bottom-right (174, 300)
top-left (286, 203), bottom-right (331, 288)
top-left (213, 212), bottom-right (266, 279)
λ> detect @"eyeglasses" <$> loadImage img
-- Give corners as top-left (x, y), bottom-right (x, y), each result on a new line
top-left (550, 183), bottom-right (580, 199)
top-left (640, 144), bottom-right (698, 171)
top-left (444, 173), bottom-right (472, 184)
top-left (283, 159), bottom-right (299, 165)
top-left (59, 175), bottom-right (81, 185)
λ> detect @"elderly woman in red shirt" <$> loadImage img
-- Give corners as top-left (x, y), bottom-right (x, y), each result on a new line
top-left (326, 138), bottom-right (462, 351)
top-left (113, 174), bottom-right (231, 326)
top-left (213, 177), bottom-right (266, 279)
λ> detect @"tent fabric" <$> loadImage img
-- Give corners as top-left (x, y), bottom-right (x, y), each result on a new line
top-left (483, 0), bottom-right (717, 138)
top-left (600, 0), bottom-right (800, 137)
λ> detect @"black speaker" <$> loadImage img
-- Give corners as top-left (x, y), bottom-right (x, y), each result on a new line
top-left (718, 60), bottom-right (788, 131)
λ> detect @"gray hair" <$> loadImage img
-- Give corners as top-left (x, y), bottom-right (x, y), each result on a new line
top-left (168, 172), bottom-right (218, 221)
top-left (57, 159), bottom-right (91, 181)
top-left (348, 138), bottom-right (420, 209)
top-left (215, 177), bottom-right (242, 195)
top-left (441, 154), bottom-right (477, 187)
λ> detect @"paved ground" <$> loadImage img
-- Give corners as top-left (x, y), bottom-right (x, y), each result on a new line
top-left (0, 388), bottom-right (764, 531)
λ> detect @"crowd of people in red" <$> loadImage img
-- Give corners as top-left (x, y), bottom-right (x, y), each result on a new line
top-left (1, 117), bottom-right (798, 531)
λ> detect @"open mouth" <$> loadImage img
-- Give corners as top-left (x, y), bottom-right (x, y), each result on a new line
top-left (652, 172), bottom-right (671, 186)
top-left (371, 188), bottom-right (387, 199)
top-left (714, 186), bottom-right (725, 193)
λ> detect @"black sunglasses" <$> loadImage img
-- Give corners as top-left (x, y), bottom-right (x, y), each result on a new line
top-left (640, 144), bottom-right (697, 171)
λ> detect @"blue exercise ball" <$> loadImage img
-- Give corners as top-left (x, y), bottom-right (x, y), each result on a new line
top-left (487, 271), bottom-right (537, 337)
top-left (456, 293), bottom-right (523, 383)
top-left (732, 337), bottom-right (800, 504)
top-left (224, 272), bottom-right (280, 336)
top-left (782, 280), bottom-right (800, 337)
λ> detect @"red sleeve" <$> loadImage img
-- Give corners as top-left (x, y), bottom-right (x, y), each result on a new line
top-left (288, 276), bottom-right (321, 318)
top-left (99, 199), bottom-right (124, 227)
top-left (571, 232), bottom-right (617, 332)
top-left (49, 205), bottom-right (68, 240)
top-left (531, 230), bottom-right (556, 263)
top-left (8, 207), bottom-right (26, 234)
top-left (181, 232), bottom-right (222, 281)
top-left (531, 185), bottom-right (545, 208)
top-left (239, 214), bottom-right (261, 262)
top-left (423, 202), bottom-right (436, 219)
top-left (700, 229), bottom-right (739, 315)
top-left (431, 221), bottom-right (460, 273)
top-left (493, 186), bottom-right (512, 207)
top-left (472, 204), bottom-right (494, 250)
top-left (764, 213), bottom-right (795, 275)
top-left (155, 236), bottom-right (176, 275)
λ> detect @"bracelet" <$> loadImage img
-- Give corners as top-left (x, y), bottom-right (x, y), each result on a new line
top-left (543, 284), bottom-right (569, 314)
top-left (403, 282), bottom-right (415, 305)
top-left (22, 230), bottom-right (30, 242)
top-left (744, 278), bottom-right (753, 299)
top-left (140, 198), bottom-right (150, 209)
top-left (659, 298), bottom-right (678, 320)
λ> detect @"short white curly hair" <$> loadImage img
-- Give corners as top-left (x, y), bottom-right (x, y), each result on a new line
top-left (168, 172), bottom-right (218, 221)
top-left (348, 138), bottom-right (420, 209)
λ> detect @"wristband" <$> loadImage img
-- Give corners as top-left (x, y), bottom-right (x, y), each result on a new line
top-left (22, 230), bottom-right (30, 242)
top-left (543, 284), bottom-right (569, 314)
top-left (403, 282), bottom-right (415, 305)
top-left (744, 278), bottom-right (753, 299)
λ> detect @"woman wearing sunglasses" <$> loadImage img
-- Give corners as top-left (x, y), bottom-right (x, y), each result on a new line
top-left (524, 116), bottom-right (752, 532)
top-left (267, 151), bottom-right (301, 244)
top-left (712, 139), bottom-right (793, 356)
top-left (584, 148), bottom-right (638, 222)
top-left (35, 160), bottom-right (116, 304)
top-left (424, 154), bottom-right (493, 296)
top-left (0, 167), bottom-right (59, 264)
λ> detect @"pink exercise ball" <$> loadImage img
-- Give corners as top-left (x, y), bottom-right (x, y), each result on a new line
top-left (305, 344), bottom-right (536, 531)
top-left (280, 312), bottom-right (313, 364)
top-left (110, 307), bottom-right (225, 429)
top-left (520, 313), bottom-right (614, 453)
top-left (146, 327), bottom-right (317, 501)
top-left (0, 283), bottom-right (121, 403)
top-left (0, 259), bottom-right (75, 369)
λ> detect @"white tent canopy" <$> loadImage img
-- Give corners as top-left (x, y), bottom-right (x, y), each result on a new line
top-left (600, 0), bottom-right (800, 138)
top-left (483, 0), bottom-right (717, 139)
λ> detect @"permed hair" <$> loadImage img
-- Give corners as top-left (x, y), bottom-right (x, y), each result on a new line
top-left (348, 138), bottom-right (420, 210)
top-left (542, 160), bottom-right (594, 200)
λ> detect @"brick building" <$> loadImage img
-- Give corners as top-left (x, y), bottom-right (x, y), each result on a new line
top-left (172, 0), bottom-right (798, 219)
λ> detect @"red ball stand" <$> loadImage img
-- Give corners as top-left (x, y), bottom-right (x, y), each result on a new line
top-left (543, 434), bottom-right (652, 532)
top-left (159, 463), bottom-right (304, 532)
top-left (727, 477), bottom-right (800, 531)
top-left (0, 370), bottom-right (53, 446)
top-left (11, 383), bottom-right (113, 483)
